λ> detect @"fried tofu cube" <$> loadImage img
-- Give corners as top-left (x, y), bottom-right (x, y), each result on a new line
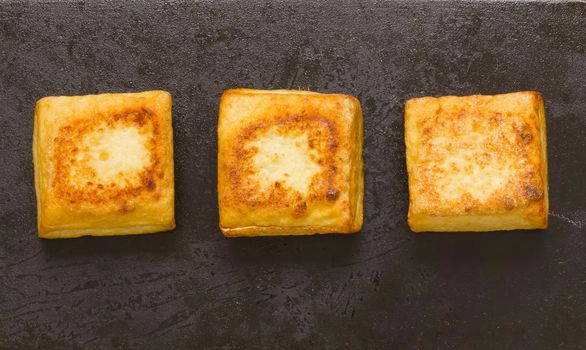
top-left (405, 91), bottom-right (548, 232)
top-left (217, 89), bottom-right (363, 237)
top-left (33, 91), bottom-right (175, 238)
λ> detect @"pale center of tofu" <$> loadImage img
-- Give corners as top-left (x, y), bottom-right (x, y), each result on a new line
top-left (248, 129), bottom-right (321, 194)
top-left (74, 126), bottom-right (150, 186)
top-left (430, 132), bottom-right (514, 201)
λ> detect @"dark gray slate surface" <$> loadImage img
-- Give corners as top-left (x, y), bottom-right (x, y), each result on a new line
top-left (0, 0), bottom-right (585, 349)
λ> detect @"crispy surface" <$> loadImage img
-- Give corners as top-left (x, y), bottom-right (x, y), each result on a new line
top-left (405, 91), bottom-right (548, 232)
top-left (218, 89), bottom-right (363, 236)
top-left (33, 91), bottom-right (175, 238)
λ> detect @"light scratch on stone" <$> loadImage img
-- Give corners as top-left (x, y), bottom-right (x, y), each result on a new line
top-left (549, 212), bottom-right (584, 229)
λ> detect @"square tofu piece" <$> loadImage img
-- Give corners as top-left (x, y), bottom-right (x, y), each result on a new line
top-left (218, 89), bottom-right (363, 237)
top-left (33, 91), bottom-right (175, 238)
top-left (405, 91), bottom-right (548, 232)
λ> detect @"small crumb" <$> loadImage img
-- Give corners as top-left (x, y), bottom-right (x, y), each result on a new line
top-left (327, 188), bottom-right (340, 201)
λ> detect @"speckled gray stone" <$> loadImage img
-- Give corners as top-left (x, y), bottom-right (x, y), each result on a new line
top-left (0, 1), bottom-right (585, 349)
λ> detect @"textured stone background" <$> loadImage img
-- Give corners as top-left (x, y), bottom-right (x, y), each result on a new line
top-left (0, 0), bottom-right (585, 349)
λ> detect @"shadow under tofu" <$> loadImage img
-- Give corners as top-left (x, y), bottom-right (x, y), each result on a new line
top-left (222, 232), bottom-right (362, 268)
top-left (412, 229), bottom-right (547, 265)
top-left (38, 230), bottom-right (178, 261)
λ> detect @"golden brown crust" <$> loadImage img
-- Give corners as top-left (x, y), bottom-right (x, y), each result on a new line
top-left (218, 88), bottom-right (363, 237)
top-left (227, 115), bottom-right (341, 210)
top-left (405, 91), bottom-right (548, 232)
top-left (34, 91), bottom-right (175, 238)
top-left (51, 108), bottom-right (162, 206)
